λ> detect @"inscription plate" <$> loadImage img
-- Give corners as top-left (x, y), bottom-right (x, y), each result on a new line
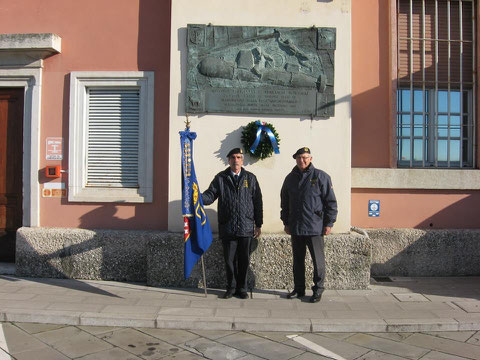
top-left (186, 25), bottom-right (336, 118)
top-left (206, 88), bottom-right (316, 115)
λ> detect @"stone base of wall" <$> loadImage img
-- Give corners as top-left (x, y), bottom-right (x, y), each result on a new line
top-left (16, 227), bottom-right (371, 290)
top-left (369, 229), bottom-right (480, 277)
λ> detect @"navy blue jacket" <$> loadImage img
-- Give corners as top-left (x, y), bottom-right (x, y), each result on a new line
top-left (202, 168), bottom-right (263, 238)
top-left (280, 164), bottom-right (337, 236)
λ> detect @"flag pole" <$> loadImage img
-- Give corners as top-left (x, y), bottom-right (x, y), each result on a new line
top-left (185, 115), bottom-right (208, 298)
top-left (201, 255), bottom-right (208, 297)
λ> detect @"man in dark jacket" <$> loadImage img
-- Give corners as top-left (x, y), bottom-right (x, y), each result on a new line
top-left (202, 148), bottom-right (263, 299)
top-left (280, 147), bottom-right (337, 303)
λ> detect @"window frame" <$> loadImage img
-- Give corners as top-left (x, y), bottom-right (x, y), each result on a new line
top-left (395, 0), bottom-right (476, 169)
top-left (69, 71), bottom-right (154, 203)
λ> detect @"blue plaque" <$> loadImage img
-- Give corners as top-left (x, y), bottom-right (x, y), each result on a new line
top-left (368, 200), bottom-right (380, 217)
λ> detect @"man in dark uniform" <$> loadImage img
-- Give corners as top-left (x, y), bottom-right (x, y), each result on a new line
top-left (202, 148), bottom-right (263, 299)
top-left (280, 147), bottom-right (337, 303)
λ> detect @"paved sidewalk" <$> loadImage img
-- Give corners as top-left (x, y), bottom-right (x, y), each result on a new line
top-left (0, 275), bottom-right (479, 333)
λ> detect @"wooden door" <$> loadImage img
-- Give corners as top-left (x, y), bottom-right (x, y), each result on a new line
top-left (0, 88), bottom-right (24, 262)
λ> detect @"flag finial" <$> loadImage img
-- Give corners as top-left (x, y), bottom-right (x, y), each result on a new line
top-left (185, 115), bottom-right (191, 130)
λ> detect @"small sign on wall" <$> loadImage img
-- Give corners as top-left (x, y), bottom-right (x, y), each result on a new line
top-left (46, 137), bottom-right (63, 160)
top-left (368, 200), bottom-right (380, 217)
top-left (42, 182), bottom-right (66, 198)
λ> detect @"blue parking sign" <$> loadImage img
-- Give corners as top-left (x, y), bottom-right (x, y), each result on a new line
top-left (368, 200), bottom-right (380, 217)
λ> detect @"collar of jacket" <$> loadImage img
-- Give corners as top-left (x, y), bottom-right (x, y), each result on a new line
top-left (293, 163), bottom-right (314, 175)
top-left (222, 167), bottom-right (244, 178)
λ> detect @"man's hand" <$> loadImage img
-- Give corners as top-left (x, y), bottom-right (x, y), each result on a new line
top-left (254, 226), bottom-right (262, 238)
top-left (284, 225), bottom-right (291, 235)
top-left (323, 226), bottom-right (332, 235)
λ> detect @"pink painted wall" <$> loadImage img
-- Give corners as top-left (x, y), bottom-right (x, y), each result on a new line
top-left (0, 0), bottom-right (171, 229)
top-left (351, 0), bottom-right (393, 168)
top-left (352, 190), bottom-right (480, 229)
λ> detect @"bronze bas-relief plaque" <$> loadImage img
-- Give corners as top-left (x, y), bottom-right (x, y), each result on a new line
top-left (186, 25), bottom-right (335, 117)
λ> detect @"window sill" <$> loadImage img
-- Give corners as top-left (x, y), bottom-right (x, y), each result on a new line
top-left (352, 168), bottom-right (480, 190)
top-left (68, 187), bottom-right (152, 203)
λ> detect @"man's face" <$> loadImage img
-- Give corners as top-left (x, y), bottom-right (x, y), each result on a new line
top-left (296, 154), bottom-right (312, 171)
top-left (228, 154), bottom-right (244, 173)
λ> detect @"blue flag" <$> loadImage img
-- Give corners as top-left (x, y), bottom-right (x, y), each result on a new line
top-left (180, 128), bottom-right (213, 279)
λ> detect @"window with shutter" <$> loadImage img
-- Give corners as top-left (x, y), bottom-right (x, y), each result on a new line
top-left (396, 0), bottom-right (476, 168)
top-left (69, 72), bottom-right (154, 202)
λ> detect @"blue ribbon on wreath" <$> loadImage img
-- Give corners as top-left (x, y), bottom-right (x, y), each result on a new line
top-left (250, 121), bottom-right (280, 155)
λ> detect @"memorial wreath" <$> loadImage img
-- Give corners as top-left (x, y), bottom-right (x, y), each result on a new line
top-left (241, 121), bottom-right (280, 160)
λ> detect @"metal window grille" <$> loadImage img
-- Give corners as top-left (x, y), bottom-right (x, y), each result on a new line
top-left (86, 88), bottom-right (140, 187)
top-left (397, 0), bottom-right (475, 167)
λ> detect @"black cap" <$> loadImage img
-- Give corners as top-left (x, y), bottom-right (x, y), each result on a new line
top-left (227, 148), bottom-right (243, 157)
top-left (292, 147), bottom-right (311, 159)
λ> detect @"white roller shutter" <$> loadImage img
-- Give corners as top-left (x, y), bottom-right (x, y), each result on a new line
top-left (86, 88), bottom-right (140, 188)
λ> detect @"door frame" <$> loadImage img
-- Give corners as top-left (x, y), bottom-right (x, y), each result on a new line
top-left (0, 68), bottom-right (42, 226)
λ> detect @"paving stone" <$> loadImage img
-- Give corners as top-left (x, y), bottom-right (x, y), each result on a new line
top-left (392, 293), bottom-right (429, 302)
top-left (0, 347), bottom-right (14, 360)
top-left (14, 322), bottom-right (66, 334)
top-left (270, 309), bottom-right (326, 319)
top-left (0, 293), bottom-right (36, 301)
top-left (366, 332), bottom-right (413, 342)
top-left (421, 330), bottom-right (476, 342)
top-left (137, 299), bottom-right (190, 307)
top-left (33, 294), bottom-right (87, 303)
top-left (377, 310), bottom-right (438, 319)
top-left (12, 346), bottom-right (70, 360)
top-left (83, 296), bottom-right (139, 305)
top-left (101, 305), bottom-right (160, 314)
top-left (317, 332), bottom-right (355, 341)
top-left (454, 301), bottom-right (480, 313)
top-left (189, 329), bottom-right (237, 340)
top-left (34, 326), bottom-right (84, 345)
top-left (216, 308), bottom-right (269, 318)
top-left (419, 350), bottom-right (471, 360)
top-left (184, 337), bottom-right (246, 359)
top-left (346, 333), bottom-right (429, 359)
top-left (75, 347), bottom-right (142, 360)
top-left (234, 317), bottom-right (311, 332)
top-left (352, 350), bottom-right (408, 360)
top-left (466, 330), bottom-right (480, 345)
top-left (404, 333), bottom-right (480, 359)
top-left (100, 328), bottom-right (182, 358)
top-left (47, 331), bottom-right (114, 358)
top-left (160, 350), bottom-right (206, 359)
top-left (138, 328), bottom-right (200, 345)
top-left (4, 309), bottom-right (81, 325)
top-left (248, 331), bottom-right (294, 343)
top-left (47, 302), bottom-right (105, 312)
top-left (190, 300), bottom-right (242, 308)
top-left (397, 302), bottom-right (453, 311)
top-left (283, 352), bottom-right (331, 359)
top-left (77, 325), bottom-right (121, 335)
top-left (241, 300), bottom-right (295, 309)
top-left (300, 333), bottom-right (371, 360)
top-left (217, 331), bottom-right (304, 360)
top-left (0, 300), bottom-right (50, 310)
top-left (0, 323), bottom-right (47, 354)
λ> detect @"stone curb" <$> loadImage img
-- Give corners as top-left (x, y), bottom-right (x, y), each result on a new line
top-left (2, 308), bottom-right (480, 333)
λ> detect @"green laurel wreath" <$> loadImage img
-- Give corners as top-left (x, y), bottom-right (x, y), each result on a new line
top-left (241, 121), bottom-right (281, 160)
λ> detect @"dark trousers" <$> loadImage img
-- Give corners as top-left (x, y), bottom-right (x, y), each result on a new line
top-left (291, 235), bottom-right (325, 292)
top-left (221, 236), bottom-right (252, 292)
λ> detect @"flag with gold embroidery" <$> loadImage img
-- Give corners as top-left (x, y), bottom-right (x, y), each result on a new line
top-left (180, 129), bottom-right (213, 279)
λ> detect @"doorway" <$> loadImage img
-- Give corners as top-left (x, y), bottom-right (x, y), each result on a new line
top-left (0, 88), bottom-right (24, 262)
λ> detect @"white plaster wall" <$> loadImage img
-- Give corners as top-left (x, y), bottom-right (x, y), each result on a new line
top-left (169, 0), bottom-right (351, 233)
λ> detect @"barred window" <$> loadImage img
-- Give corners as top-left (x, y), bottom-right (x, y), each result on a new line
top-left (397, 0), bottom-right (476, 167)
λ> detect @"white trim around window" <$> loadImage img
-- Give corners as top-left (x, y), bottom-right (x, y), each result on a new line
top-left (69, 71), bottom-right (154, 203)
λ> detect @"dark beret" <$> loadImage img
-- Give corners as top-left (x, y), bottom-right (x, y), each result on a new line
top-left (292, 147), bottom-right (311, 159)
top-left (227, 148), bottom-right (243, 157)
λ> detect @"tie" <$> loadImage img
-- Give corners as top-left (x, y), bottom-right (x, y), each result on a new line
top-left (234, 174), bottom-right (239, 186)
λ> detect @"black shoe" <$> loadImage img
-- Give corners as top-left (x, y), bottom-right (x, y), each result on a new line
top-left (286, 290), bottom-right (305, 299)
top-left (237, 291), bottom-right (249, 299)
top-left (223, 289), bottom-right (235, 299)
top-left (309, 290), bottom-right (323, 303)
